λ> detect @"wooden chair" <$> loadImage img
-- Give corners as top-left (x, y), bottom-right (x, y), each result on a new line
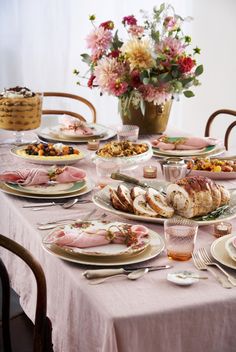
top-left (204, 109), bottom-right (236, 150)
top-left (0, 234), bottom-right (53, 352)
top-left (43, 92), bottom-right (96, 123)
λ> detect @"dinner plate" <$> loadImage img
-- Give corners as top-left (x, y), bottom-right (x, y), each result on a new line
top-left (189, 169), bottom-right (236, 180)
top-left (53, 123), bottom-right (104, 138)
top-left (43, 220), bottom-right (151, 257)
top-left (5, 180), bottom-right (86, 195)
top-left (152, 146), bottom-right (226, 159)
top-left (152, 145), bottom-right (216, 157)
top-left (211, 235), bottom-right (236, 270)
top-left (10, 145), bottom-right (85, 165)
top-left (92, 181), bottom-right (236, 226)
top-left (0, 178), bottom-right (93, 199)
top-left (37, 123), bottom-right (116, 143)
top-left (41, 228), bottom-right (165, 266)
top-left (225, 236), bottom-right (236, 262)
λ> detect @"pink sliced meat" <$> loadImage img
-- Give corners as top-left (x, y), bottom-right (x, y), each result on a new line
top-left (0, 166), bottom-right (86, 185)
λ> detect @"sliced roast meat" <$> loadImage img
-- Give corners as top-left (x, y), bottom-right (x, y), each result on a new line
top-left (133, 195), bottom-right (158, 217)
top-left (117, 184), bottom-right (133, 212)
top-left (130, 186), bottom-right (146, 200)
top-left (146, 188), bottom-right (174, 218)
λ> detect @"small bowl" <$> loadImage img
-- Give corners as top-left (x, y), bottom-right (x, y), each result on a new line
top-left (167, 270), bottom-right (200, 286)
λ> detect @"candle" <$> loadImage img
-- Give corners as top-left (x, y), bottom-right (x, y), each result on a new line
top-left (214, 222), bottom-right (232, 238)
top-left (143, 165), bottom-right (157, 179)
top-left (87, 139), bottom-right (100, 151)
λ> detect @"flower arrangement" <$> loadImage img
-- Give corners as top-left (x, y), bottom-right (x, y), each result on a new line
top-left (75, 3), bottom-right (203, 115)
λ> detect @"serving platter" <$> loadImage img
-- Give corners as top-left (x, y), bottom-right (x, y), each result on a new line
top-left (92, 181), bottom-right (236, 226)
top-left (10, 145), bottom-right (85, 165)
top-left (43, 220), bottom-right (151, 257)
top-left (189, 169), bottom-right (236, 180)
top-left (42, 228), bottom-right (165, 266)
top-left (211, 235), bottom-right (236, 270)
top-left (37, 123), bottom-right (116, 143)
top-left (0, 178), bottom-right (93, 199)
top-left (5, 179), bottom-right (86, 195)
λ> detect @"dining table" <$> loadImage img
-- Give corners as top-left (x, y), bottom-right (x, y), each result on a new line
top-left (0, 127), bottom-right (236, 352)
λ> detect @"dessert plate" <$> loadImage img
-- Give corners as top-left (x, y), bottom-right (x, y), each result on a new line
top-left (211, 235), bottom-right (236, 269)
top-left (42, 228), bottom-right (165, 266)
top-left (43, 220), bottom-right (151, 257)
top-left (5, 180), bottom-right (86, 195)
top-left (10, 145), bottom-right (85, 165)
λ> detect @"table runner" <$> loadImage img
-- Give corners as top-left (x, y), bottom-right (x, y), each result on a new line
top-left (0, 138), bottom-right (236, 352)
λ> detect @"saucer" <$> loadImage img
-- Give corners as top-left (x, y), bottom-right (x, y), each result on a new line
top-left (167, 270), bottom-right (200, 286)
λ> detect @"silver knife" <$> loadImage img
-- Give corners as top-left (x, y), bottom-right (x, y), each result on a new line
top-left (110, 172), bottom-right (166, 194)
top-left (83, 265), bottom-right (172, 279)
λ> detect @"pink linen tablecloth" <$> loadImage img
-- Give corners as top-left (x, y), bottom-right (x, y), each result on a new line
top-left (0, 136), bottom-right (236, 352)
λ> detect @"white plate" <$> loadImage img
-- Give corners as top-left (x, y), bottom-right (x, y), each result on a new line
top-left (225, 236), bottom-right (236, 262)
top-left (211, 235), bottom-right (236, 270)
top-left (10, 145), bottom-right (85, 165)
top-left (41, 229), bottom-right (165, 266)
top-left (0, 178), bottom-right (93, 199)
top-left (189, 169), bottom-right (236, 180)
top-left (167, 271), bottom-right (200, 286)
top-left (37, 123), bottom-right (116, 143)
top-left (153, 146), bottom-right (225, 159)
top-left (5, 180), bottom-right (86, 195)
top-left (152, 144), bottom-right (217, 157)
top-left (52, 123), bottom-right (104, 138)
top-left (92, 181), bottom-right (236, 226)
top-left (44, 220), bottom-right (150, 257)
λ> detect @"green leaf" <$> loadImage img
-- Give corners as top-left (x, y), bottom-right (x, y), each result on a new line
top-left (180, 77), bottom-right (194, 86)
top-left (80, 54), bottom-right (92, 65)
top-left (112, 30), bottom-right (123, 50)
top-left (158, 72), bottom-right (172, 83)
top-left (195, 65), bottom-right (204, 76)
top-left (183, 90), bottom-right (195, 98)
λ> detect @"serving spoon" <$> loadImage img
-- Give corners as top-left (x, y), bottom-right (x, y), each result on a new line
top-left (89, 268), bottom-right (149, 285)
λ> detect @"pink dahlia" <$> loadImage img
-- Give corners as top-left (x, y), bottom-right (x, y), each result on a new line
top-left (163, 16), bottom-right (180, 31)
top-left (122, 15), bottom-right (137, 26)
top-left (139, 84), bottom-right (172, 105)
top-left (156, 37), bottom-right (185, 58)
top-left (178, 56), bottom-right (195, 73)
top-left (108, 81), bottom-right (128, 96)
top-left (99, 20), bottom-right (114, 30)
top-left (86, 27), bottom-right (112, 56)
top-left (94, 57), bottom-right (126, 94)
top-left (128, 25), bottom-right (145, 37)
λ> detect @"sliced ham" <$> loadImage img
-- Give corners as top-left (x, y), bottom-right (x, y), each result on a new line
top-left (0, 166), bottom-right (86, 185)
top-left (166, 176), bottom-right (230, 218)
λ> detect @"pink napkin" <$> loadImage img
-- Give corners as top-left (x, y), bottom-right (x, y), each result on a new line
top-left (59, 116), bottom-right (94, 136)
top-left (0, 166), bottom-right (86, 185)
top-left (152, 135), bottom-right (219, 150)
top-left (46, 224), bottom-right (149, 248)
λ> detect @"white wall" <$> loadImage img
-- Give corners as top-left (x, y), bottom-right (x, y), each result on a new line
top-left (1, 0), bottom-right (236, 145)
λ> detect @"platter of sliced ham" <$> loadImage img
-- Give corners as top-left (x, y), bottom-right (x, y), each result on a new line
top-left (92, 177), bottom-right (236, 226)
top-left (42, 220), bottom-right (165, 266)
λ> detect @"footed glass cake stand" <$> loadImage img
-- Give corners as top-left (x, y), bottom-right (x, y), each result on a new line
top-left (0, 131), bottom-right (38, 145)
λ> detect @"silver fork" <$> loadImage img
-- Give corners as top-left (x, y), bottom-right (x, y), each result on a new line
top-left (199, 248), bottom-right (236, 286)
top-left (192, 252), bottom-right (232, 289)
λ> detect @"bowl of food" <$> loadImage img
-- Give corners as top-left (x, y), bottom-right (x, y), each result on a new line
top-left (93, 141), bottom-right (153, 171)
top-left (187, 158), bottom-right (236, 180)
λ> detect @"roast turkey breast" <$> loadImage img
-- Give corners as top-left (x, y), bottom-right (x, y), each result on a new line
top-left (166, 176), bottom-right (230, 218)
top-left (146, 188), bottom-right (174, 218)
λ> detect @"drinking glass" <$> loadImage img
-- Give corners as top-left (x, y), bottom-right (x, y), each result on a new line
top-left (164, 218), bottom-right (198, 261)
top-left (117, 125), bottom-right (139, 142)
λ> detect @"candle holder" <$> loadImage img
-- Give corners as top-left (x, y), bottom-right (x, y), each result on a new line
top-left (143, 165), bottom-right (157, 179)
top-left (87, 139), bottom-right (100, 151)
top-left (214, 222), bottom-right (232, 238)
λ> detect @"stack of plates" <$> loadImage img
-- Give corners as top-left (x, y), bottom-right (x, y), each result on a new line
top-left (0, 178), bottom-right (93, 199)
top-left (42, 220), bottom-right (165, 266)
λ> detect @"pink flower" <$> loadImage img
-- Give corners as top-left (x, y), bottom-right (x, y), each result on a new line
top-left (86, 27), bottom-right (112, 56)
top-left (128, 25), bottom-right (145, 37)
top-left (94, 57), bottom-right (127, 94)
top-left (122, 15), bottom-right (137, 26)
top-left (139, 84), bottom-right (172, 105)
top-left (108, 49), bottom-right (121, 58)
top-left (99, 20), bottom-right (114, 30)
top-left (163, 16), bottom-right (180, 31)
top-left (108, 81), bottom-right (128, 96)
top-left (130, 70), bottom-right (141, 88)
top-left (156, 37), bottom-right (185, 58)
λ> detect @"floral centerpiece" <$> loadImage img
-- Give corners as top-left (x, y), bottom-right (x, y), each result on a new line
top-left (75, 3), bottom-right (203, 133)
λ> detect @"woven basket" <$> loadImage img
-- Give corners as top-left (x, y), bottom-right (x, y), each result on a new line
top-left (0, 94), bottom-right (42, 131)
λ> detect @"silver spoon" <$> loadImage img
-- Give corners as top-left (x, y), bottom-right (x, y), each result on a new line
top-left (61, 198), bottom-right (80, 209)
top-left (89, 268), bottom-right (149, 285)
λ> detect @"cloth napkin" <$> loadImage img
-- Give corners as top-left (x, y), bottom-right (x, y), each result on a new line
top-left (0, 166), bottom-right (86, 185)
top-left (59, 116), bottom-right (94, 136)
top-left (46, 224), bottom-right (149, 248)
top-left (152, 135), bottom-right (219, 150)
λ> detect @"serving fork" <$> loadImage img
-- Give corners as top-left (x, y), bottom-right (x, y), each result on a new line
top-left (192, 252), bottom-right (232, 289)
top-left (198, 248), bottom-right (236, 286)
